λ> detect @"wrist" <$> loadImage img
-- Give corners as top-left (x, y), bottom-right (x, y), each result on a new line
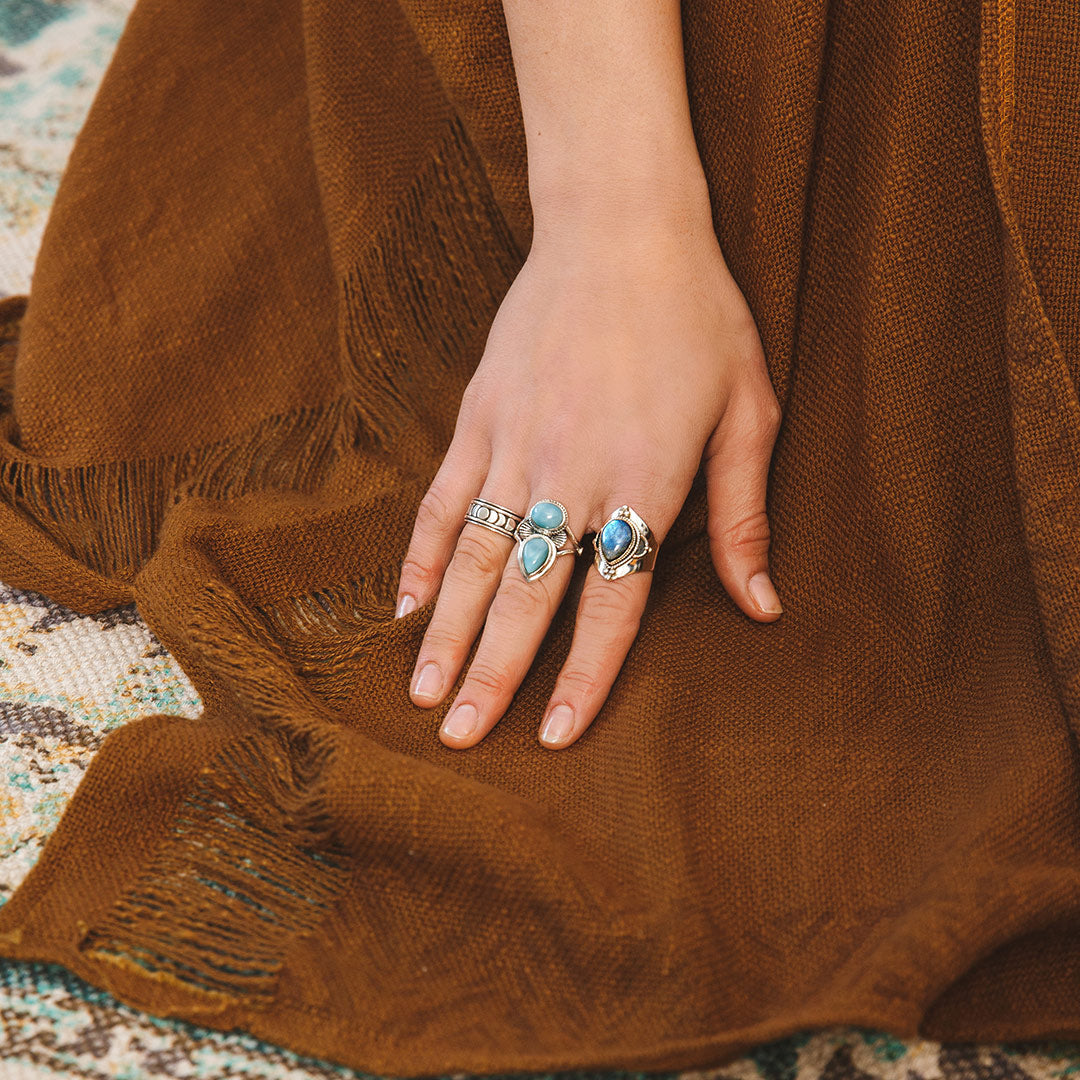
top-left (528, 157), bottom-right (715, 251)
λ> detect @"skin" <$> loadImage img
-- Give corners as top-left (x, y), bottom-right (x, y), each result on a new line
top-left (394, 0), bottom-right (783, 750)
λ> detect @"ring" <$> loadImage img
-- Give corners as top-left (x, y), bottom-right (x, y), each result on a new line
top-left (464, 498), bottom-right (523, 540)
top-left (593, 505), bottom-right (658, 579)
top-left (514, 499), bottom-right (583, 581)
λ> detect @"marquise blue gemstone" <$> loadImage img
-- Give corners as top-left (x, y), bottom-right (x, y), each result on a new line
top-left (600, 518), bottom-right (634, 562)
top-left (521, 536), bottom-right (552, 576)
top-left (530, 500), bottom-right (566, 531)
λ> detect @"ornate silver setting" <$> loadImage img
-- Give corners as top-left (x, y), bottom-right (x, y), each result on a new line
top-left (593, 504), bottom-right (658, 580)
top-left (514, 499), bottom-right (583, 581)
top-left (464, 498), bottom-right (523, 540)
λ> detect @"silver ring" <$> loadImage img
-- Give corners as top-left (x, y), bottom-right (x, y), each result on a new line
top-left (514, 499), bottom-right (583, 581)
top-left (464, 498), bottom-right (523, 540)
top-left (593, 505), bottom-right (657, 579)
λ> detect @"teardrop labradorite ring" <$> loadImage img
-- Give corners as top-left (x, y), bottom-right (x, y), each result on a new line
top-left (593, 505), bottom-right (658, 580)
top-left (514, 499), bottom-right (584, 581)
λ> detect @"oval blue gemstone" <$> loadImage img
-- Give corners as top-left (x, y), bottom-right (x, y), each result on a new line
top-left (521, 536), bottom-right (552, 576)
top-left (600, 518), bottom-right (633, 562)
top-left (530, 500), bottom-right (566, 531)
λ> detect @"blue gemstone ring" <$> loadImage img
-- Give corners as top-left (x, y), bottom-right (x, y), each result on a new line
top-left (593, 505), bottom-right (658, 580)
top-left (513, 499), bottom-right (584, 581)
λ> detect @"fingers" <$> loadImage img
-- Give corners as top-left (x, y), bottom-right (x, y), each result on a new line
top-left (537, 560), bottom-right (651, 750)
top-left (395, 437), bottom-right (488, 618)
top-left (409, 470), bottom-right (528, 708)
top-left (437, 497), bottom-right (588, 749)
top-left (703, 383), bottom-right (784, 620)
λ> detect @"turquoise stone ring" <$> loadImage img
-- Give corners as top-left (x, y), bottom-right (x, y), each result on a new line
top-left (514, 499), bottom-right (583, 581)
top-left (521, 535), bottom-right (555, 578)
top-left (529, 500), bottom-right (566, 531)
top-left (593, 505), bottom-right (658, 580)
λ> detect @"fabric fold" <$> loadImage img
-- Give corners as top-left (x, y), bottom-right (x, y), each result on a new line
top-left (975, 0), bottom-right (1080, 733)
top-left (1, 0), bottom-right (1079, 1074)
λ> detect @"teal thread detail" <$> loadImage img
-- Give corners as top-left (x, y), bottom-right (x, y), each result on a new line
top-left (857, 1028), bottom-right (911, 1062)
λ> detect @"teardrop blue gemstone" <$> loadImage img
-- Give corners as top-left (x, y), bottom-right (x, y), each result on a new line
top-left (521, 536), bottom-right (552, 576)
top-left (530, 500), bottom-right (565, 531)
top-left (600, 518), bottom-right (633, 562)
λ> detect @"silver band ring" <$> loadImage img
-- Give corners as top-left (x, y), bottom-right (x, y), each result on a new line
top-left (514, 499), bottom-right (583, 581)
top-left (593, 504), bottom-right (658, 579)
top-left (464, 498), bottom-right (523, 540)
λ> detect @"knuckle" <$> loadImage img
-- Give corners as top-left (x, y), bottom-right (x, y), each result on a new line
top-left (491, 575), bottom-right (550, 623)
top-left (530, 441), bottom-right (576, 481)
top-left (744, 389), bottom-right (783, 442)
top-left (462, 662), bottom-right (510, 700)
top-left (450, 531), bottom-right (507, 582)
top-left (761, 396), bottom-right (783, 434)
top-left (617, 463), bottom-right (666, 503)
top-left (556, 666), bottom-right (604, 700)
top-left (580, 580), bottom-right (643, 629)
top-left (414, 481), bottom-right (459, 534)
top-left (398, 555), bottom-right (440, 592)
top-left (716, 509), bottom-right (772, 553)
top-left (728, 305), bottom-right (765, 348)
top-left (456, 381), bottom-right (484, 418)
top-left (417, 620), bottom-right (468, 658)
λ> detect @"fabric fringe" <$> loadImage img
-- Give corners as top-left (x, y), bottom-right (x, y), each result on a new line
top-left (0, 381), bottom-right (350, 585)
top-left (250, 568), bottom-right (404, 718)
top-left (254, 567), bottom-right (400, 640)
top-left (58, 116), bottom-right (535, 1010)
top-left (0, 112), bottom-right (524, 592)
top-left (79, 727), bottom-right (351, 1006)
top-left (182, 575), bottom-right (350, 845)
top-left (340, 111), bottom-right (524, 464)
top-left (76, 572), bottom-right (357, 1004)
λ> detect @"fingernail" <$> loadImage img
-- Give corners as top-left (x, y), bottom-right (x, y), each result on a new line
top-left (539, 704), bottom-right (575, 746)
top-left (395, 593), bottom-right (417, 618)
top-left (412, 661), bottom-right (443, 701)
top-left (748, 571), bottom-right (783, 614)
top-left (442, 702), bottom-right (478, 739)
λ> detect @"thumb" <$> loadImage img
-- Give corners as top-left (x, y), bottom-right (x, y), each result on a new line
top-left (702, 391), bottom-right (784, 621)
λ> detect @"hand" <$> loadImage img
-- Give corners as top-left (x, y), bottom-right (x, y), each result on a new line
top-left (394, 209), bottom-right (783, 750)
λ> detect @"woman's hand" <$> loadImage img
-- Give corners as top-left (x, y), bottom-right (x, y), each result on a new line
top-left (391, 0), bottom-right (784, 751)
top-left (394, 201), bottom-right (784, 750)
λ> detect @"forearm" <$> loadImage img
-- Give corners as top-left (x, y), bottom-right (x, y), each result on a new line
top-left (500, 0), bottom-right (711, 238)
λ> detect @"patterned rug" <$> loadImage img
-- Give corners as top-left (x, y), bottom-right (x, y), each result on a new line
top-left (3, 3), bottom-right (1080, 1078)
top-left (0, 0), bottom-right (134, 296)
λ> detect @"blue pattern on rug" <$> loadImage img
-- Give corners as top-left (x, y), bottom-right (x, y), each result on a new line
top-left (0, 0), bottom-right (72, 48)
top-left (0, 0), bottom-right (132, 296)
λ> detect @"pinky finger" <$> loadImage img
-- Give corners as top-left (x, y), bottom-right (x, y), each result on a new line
top-left (538, 566), bottom-right (652, 749)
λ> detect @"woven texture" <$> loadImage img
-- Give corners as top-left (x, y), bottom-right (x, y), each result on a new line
top-left (0, 0), bottom-right (1079, 1075)
top-left (6, 584), bottom-right (1080, 1078)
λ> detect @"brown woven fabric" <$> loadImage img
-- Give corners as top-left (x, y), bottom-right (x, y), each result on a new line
top-left (1, 0), bottom-right (1079, 1073)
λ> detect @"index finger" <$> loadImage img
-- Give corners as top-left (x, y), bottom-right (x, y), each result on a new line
top-left (395, 441), bottom-right (488, 617)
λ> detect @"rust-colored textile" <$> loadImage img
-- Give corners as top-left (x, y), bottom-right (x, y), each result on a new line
top-left (1, 0), bottom-right (1079, 1073)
